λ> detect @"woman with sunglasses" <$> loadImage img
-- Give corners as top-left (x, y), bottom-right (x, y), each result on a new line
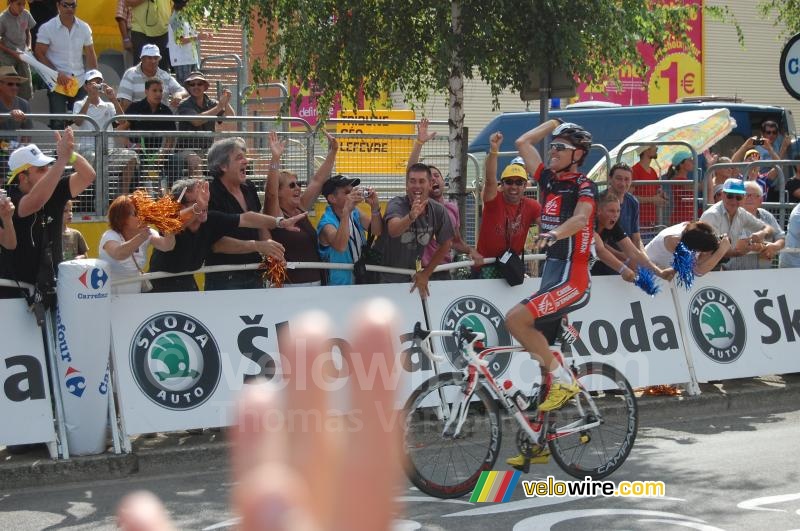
top-left (264, 129), bottom-right (339, 286)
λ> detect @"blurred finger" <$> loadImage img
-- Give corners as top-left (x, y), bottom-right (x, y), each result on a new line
top-left (117, 490), bottom-right (175, 531)
top-left (279, 310), bottom-right (339, 525)
top-left (229, 381), bottom-right (286, 481)
top-left (335, 299), bottom-right (402, 531)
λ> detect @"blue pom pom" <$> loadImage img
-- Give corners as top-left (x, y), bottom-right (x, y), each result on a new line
top-left (634, 266), bottom-right (660, 296)
top-left (671, 242), bottom-right (696, 290)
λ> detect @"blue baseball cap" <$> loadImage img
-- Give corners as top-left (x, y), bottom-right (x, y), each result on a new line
top-left (671, 150), bottom-right (692, 167)
top-left (721, 178), bottom-right (745, 195)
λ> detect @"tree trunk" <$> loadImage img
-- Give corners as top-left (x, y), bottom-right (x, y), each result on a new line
top-left (449, 0), bottom-right (466, 238)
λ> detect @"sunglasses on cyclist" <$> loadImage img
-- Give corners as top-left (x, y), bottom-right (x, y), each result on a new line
top-left (726, 193), bottom-right (743, 200)
top-left (549, 142), bottom-right (576, 152)
top-left (502, 178), bottom-right (526, 186)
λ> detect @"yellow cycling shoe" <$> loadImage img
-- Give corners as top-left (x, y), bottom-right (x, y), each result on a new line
top-left (538, 381), bottom-right (580, 412)
top-left (506, 446), bottom-right (550, 468)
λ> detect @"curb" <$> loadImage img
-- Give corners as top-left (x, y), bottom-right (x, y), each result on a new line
top-left (2, 376), bottom-right (799, 490)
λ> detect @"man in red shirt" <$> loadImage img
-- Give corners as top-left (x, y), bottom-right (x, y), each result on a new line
top-left (632, 145), bottom-right (666, 228)
top-left (477, 131), bottom-right (541, 277)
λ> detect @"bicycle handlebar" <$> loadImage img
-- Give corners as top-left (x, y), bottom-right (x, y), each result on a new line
top-left (412, 322), bottom-right (488, 368)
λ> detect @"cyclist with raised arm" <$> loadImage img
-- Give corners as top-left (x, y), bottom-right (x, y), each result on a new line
top-left (506, 120), bottom-right (596, 423)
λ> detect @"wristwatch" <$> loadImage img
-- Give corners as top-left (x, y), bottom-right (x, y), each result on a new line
top-left (275, 216), bottom-right (285, 229)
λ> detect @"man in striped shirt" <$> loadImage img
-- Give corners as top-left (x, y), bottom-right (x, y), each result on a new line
top-left (117, 44), bottom-right (186, 112)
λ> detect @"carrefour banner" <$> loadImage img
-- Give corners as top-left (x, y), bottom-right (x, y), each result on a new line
top-left (109, 284), bottom-right (425, 435)
top-left (674, 270), bottom-right (800, 382)
top-left (424, 277), bottom-right (692, 389)
top-left (0, 298), bottom-right (56, 447)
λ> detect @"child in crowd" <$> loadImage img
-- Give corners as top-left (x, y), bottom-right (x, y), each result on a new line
top-left (0, 0), bottom-right (34, 99)
top-left (167, 0), bottom-right (200, 84)
top-left (62, 200), bottom-right (88, 261)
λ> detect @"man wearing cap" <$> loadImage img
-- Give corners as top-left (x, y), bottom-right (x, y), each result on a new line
top-left (699, 177), bottom-right (773, 264)
top-left (475, 131), bottom-right (541, 278)
top-left (175, 71), bottom-right (233, 155)
top-left (117, 43), bottom-right (186, 111)
top-left (0, 127), bottom-right (96, 299)
top-left (0, 65), bottom-right (31, 133)
top-left (316, 175), bottom-right (382, 285)
top-left (33, 0), bottom-right (96, 127)
top-left (128, 0), bottom-right (170, 70)
top-left (71, 69), bottom-right (139, 194)
top-left (732, 138), bottom-right (779, 200)
top-left (375, 162), bottom-right (454, 297)
top-left (723, 180), bottom-right (785, 271)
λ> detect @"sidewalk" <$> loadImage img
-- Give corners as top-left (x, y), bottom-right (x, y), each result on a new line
top-left (2, 374), bottom-right (799, 490)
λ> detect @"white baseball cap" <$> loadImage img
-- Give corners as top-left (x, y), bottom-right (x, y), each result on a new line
top-left (83, 69), bottom-right (103, 84)
top-left (140, 44), bottom-right (162, 58)
top-left (7, 145), bottom-right (55, 183)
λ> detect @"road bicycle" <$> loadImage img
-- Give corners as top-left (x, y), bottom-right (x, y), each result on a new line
top-left (403, 318), bottom-right (639, 499)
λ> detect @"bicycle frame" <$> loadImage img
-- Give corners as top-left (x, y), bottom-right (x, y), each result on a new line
top-left (412, 324), bottom-right (603, 447)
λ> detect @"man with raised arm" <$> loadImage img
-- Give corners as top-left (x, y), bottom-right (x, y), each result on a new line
top-left (504, 120), bottom-right (597, 467)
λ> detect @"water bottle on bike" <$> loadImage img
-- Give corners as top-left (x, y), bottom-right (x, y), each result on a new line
top-left (502, 380), bottom-right (530, 410)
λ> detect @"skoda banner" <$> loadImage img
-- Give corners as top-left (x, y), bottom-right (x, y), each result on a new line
top-left (55, 259), bottom-right (112, 455)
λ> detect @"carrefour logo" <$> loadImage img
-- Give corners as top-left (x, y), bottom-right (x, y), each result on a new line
top-left (440, 296), bottom-right (511, 376)
top-left (130, 313), bottom-right (221, 410)
top-left (79, 267), bottom-right (108, 290)
top-left (689, 288), bottom-right (746, 364)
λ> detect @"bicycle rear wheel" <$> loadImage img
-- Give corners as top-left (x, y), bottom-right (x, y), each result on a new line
top-left (547, 362), bottom-right (638, 479)
top-left (404, 372), bottom-right (502, 499)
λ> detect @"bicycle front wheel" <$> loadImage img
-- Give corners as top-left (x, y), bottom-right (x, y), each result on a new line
top-left (547, 362), bottom-right (638, 480)
top-left (403, 372), bottom-right (502, 499)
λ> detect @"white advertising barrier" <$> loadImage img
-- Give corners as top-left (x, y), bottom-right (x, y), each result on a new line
top-left (109, 284), bottom-right (426, 435)
top-left (55, 259), bottom-right (112, 455)
top-left (0, 298), bottom-right (57, 447)
top-left (674, 269), bottom-right (800, 382)
top-left (425, 276), bottom-right (692, 390)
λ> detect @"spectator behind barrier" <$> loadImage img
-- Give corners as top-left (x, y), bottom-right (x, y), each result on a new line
top-left (754, 120), bottom-right (790, 202)
top-left (148, 178), bottom-right (296, 293)
top-left (0, 128), bottom-right (96, 301)
top-left (644, 220), bottom-right (730, 275)
top-left (591, 189), bottom-right (674, 281)
top-left (631, 145), bottom-right (666, 228)
top-left (732, 138), bottom-right (779, 200)
top-left (99, 194), bottom-right (175, 295)
top-left (476, 132), bottom-right (539, 279)
top-left (787, 156), bottom-right (800, 203)
top-left (780, 202), bottom-right (800, 268)
top-left (0, 65), bottom-right (32, 179)
top-left (33, 0), bottom-right (96, 129)
top-left (607, 162), bottom-right (646, 250)
top-left (114, 0), bottom-right (133, 69)
top-left (409, 118), bottom-right (482, 278)
top-left (61, 199), bottom-right (86, 260)
top-left (375, 162), bottom-right (454, 298)
top-left (317, 174), bottom-right (382, 286)
top-left (0, 0), bottom-right (36, 100)
top-left (167, 0), bottom-right (200, 84)
top-left (129, 0), bottom-right (170, 70)
top-left (661, 150), bottom-right (696, 226)
top-left (175, 70), bottom-right (233, 166)
top-left (699, 178), bottom-right (773, 267)
top-left (72, 69), bottom-right (139, 195)
top-left (264, 130), bottom-right (339, 287)
top-left (725, 181), bottom-right (785, 271)
top-left (117, 44), bottom-right (186, 112)
top-left (0, 186), bottom-right (15, 250)
top-left (205, 137), bottom-right (266, 290)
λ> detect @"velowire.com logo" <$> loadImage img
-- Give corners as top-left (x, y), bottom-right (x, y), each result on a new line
top-left (688, 287), bottom-right (746, 364)
top-left (130, 312), bottom-right (221, 410)
top-left (440, 296), bottom-right (511, 375)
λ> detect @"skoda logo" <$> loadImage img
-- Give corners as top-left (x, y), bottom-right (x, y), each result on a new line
top-left (689, 288), bottom-right (746, 364)
top-left (130, 313), bottom-right (221, 410)
top-left (440, 296), bottom-right (512, 376)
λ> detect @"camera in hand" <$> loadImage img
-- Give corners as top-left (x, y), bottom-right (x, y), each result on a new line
top-left (753, 138), bottom-right (765, 146)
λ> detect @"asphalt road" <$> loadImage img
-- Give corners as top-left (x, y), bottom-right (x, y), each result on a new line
top-left (2, 407), bottom-right (800, 531)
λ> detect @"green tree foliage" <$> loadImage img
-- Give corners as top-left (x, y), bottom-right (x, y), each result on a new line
top-left (759, 0), bottom-right (800, 34)
top-left (187, 0), bottom-right (695, 188)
